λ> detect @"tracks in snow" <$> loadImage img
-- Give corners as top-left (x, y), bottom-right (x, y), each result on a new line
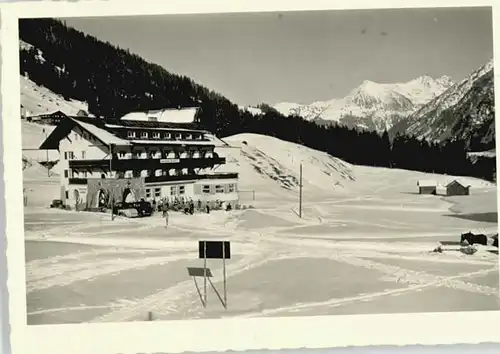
top-left (26, 197), bottom-right (499, 321)
top-left (237, 267), bottom-right (498, 318)
top-left (89, 250), bottom-right (279, 323)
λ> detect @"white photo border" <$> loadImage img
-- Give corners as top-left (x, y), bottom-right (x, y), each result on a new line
top-left (1, 0), bottom-right (500, 353)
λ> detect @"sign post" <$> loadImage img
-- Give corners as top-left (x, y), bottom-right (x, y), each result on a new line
top-left (203, 240), bottom-right (207, 307)
top-left (197, 240), bottom-right (231, 310)
top-left (109, 143), bottom-right (115, 221)
top-left (222, 241), bottom-right (227, 309)
top-left (43, 128), bottom-right (49, 177)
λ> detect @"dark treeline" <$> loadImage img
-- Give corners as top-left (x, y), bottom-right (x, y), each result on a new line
top-left (19, 19), bottom-right (495, 182)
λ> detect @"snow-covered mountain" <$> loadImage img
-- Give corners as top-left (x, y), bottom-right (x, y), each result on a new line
top-left (273, 75), bottom-right (455, 132)
top-left (390, 59), bottom-right (494, 148)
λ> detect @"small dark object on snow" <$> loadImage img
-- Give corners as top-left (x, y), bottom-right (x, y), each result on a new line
top-left (460, 245), bottom-right (477, 255)
top-left (433, 246), bottom-right (443, 253)
top-left (50, 199), bottom-right (64, 209)
top-left (461, 231), bottom-right (488, 246)
top-left (113, 200), bottom-right (153, 217)
top-left (493, 234), bottom-right (498, 248)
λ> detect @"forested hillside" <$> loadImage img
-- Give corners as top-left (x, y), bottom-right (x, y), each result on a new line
top-left (19, 18), bottom-right (495, 181)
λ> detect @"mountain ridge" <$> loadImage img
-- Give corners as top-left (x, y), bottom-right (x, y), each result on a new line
top-left (273, 75), bottom-right (455, 132)
top-left (390, 59), bottom-right (494, 150)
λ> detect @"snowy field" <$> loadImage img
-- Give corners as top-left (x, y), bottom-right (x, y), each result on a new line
top-left (23, 133), bottom-right (499, 325)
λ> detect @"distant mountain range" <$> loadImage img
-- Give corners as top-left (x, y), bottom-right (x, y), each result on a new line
top-left (272, 59), bottom-right (495, 152)
top-left (390, 59), bottom-right (495, 150)
top-left (273, 75), bottom-right (455, 132)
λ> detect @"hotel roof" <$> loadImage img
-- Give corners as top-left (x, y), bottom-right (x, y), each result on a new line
top-left (121, 107), bottom-right (199, 124)
top-left (39, 110), bottom-right (214, 150)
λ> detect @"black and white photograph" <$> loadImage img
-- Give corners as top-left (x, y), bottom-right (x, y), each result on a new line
top-left (2, 0), bottom-right (500, 352)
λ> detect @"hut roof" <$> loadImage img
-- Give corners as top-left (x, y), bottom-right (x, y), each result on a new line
top-left (417, 180), bottom-right (437, 187)
top-left (445, 179), bottom-right (471, 188)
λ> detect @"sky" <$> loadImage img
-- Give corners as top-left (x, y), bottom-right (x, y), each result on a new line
top-left (62, 7), bottom-right (493, 106)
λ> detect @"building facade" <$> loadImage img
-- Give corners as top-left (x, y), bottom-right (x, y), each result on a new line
top-left (40, 107), bottom-right (239, 209)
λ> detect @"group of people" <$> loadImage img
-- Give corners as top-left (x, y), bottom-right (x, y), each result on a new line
top-left (151, 196), bottom-right (232, 214)
top-left (151, 196), bottom-right (234, 232)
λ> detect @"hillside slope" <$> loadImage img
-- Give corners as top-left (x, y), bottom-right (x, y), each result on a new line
top-left (205, 134), bottom-right (355, 202)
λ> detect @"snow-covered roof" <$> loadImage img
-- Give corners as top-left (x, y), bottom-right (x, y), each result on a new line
top-left (445, 179), bottom-right (471, 188)
top-left (417, 180), bottom-right (437, 187)
top-left (128, 139), bottom-right (215, 146)
top-left (40, 113), bottom-right (213, 150)
top-left (121, 107), bottom-right (198, 124)
top-left (70, 118), bottom-right (130, 146)
top-left (104, 123), bottom-right (204, 133)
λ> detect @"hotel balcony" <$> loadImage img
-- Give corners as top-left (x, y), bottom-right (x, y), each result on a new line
top-left (68, 172), bottom-right (239, 185)
top-left (68, 156), bottom-right (226, 171)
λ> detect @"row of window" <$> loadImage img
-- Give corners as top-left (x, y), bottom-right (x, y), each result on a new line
top-left (64, 151), bottom-right (86, 160)
top-left (116, 150), bottom-right (213, 159)
top-left (73, 130), bottom-right (92, 142)
top-left (145, 185), bottom-right (186, 199)
top-left (202, 184), bottom-right (235, 194)
top-left (145, 184), bottom-right (236, 199)
top-left (126, 131), bottom-right (204, 141)
top-left (63, 150), bottom-right (213, 161)
top-left (68, 127), bottom-right (206, 146)
top-left (62, 184), bottom-right (236, 201)
top-left (65, 168), bottom-right (201, 179)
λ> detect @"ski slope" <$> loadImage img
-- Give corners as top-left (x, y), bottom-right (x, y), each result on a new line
top-left (204, 133), bottom-right (355, 203)
top-left (20, 69), bottom-right (89, 166)
top-left (20, 75), bottom-right (89, 117)
top-left (23, 131), bottom-right (499, 325)
top-left (22, 120), bottom-right (58, 163)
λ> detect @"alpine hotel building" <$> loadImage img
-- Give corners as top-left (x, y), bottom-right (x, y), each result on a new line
top-left (39, 107), bottom-right (239, 208)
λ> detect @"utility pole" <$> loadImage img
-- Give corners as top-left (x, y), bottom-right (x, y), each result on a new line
top-left (43, 128), bottom-right (49, 177)
top-left (299, 163), bottom-right (303, 218)
top-left (109, 143), bottom-right (114, 221)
